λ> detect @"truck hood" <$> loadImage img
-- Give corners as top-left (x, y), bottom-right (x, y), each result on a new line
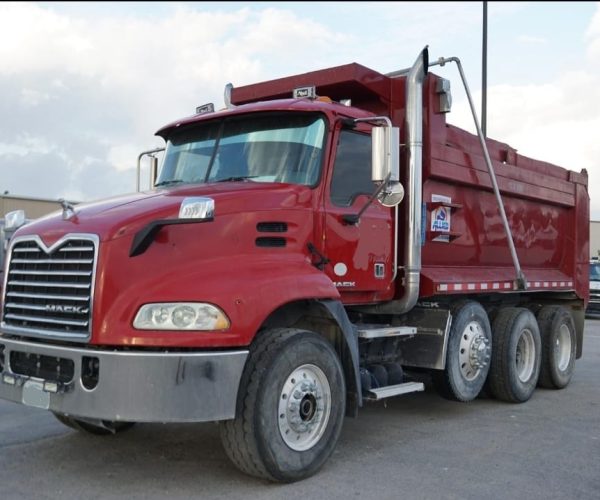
top-left (14, 182), bottom-right (314, 246)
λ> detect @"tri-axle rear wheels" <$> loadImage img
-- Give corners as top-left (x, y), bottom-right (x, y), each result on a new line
top-left (220, 328), bottom-right (345, 483)
top-left (435, 302), bottom-right (576, 404)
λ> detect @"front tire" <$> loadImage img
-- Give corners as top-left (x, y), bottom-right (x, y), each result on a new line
top-left (488, 308), bottom-right (541, 403)
top-left (536, 306), bottom-right (576, 389)
top-left (220, 328), bottom-right (346, 482)
top-left (433, 301), bottom-right (492, 402)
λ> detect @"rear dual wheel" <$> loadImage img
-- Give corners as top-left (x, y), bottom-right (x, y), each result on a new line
top-left (536, 306), bottom-right (576, 389)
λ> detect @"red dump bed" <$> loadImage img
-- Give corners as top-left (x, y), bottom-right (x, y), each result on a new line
top-left (231, 62), bottom-right (589, 303)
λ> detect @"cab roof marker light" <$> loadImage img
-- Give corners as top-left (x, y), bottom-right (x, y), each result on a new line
top-left (195, 103), bottom-right (215, 115)
top-left (293, 86), bottom-right (316, 99)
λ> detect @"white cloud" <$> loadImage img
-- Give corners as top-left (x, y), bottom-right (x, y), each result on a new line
top-left (447, 3), bottom-right (600, 218)
top-left (517, 35), bottom-right (548, 45)
top-left (586, 2), bottom-right (600, 59)
top-left (450, 77), bottom-right (600, 215)
top-left (0, 3), bottom-right (346, 200)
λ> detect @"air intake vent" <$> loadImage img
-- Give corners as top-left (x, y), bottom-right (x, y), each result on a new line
top-left (1, 235), bottom-right (98, 342)
top-left (255, 237), bottom-right (286, 248)
top-left (256, 222), bottom-right (288, 233)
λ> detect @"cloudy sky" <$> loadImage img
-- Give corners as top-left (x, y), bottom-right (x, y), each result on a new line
top-left (1, 1), bottom-right (599, 217)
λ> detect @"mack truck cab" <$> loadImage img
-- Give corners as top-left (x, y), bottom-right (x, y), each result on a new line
top-left (0, 49), bottom-right (588, 482)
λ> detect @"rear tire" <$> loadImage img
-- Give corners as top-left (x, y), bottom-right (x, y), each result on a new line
top-left (488, 308), bottom-right (541, 403)
top-left (433, 301), bottom-right (492, 402)
top-left (536, 306), bottom-right (576, 389)
top-left (220, 328), bottom-right (346, 482)
top-left (53, 412), bottom-right (135, 435)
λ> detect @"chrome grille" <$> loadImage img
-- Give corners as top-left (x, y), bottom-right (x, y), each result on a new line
top-left (1, 235), bottom-right (98, 342)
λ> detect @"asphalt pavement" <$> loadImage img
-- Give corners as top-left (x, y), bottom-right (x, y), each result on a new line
top-left (0, 322), bottom-right (599, 499)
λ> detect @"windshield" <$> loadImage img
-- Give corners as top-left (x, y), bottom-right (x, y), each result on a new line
top-left (157, 113), bottom-right (326, 187)
top-left (591, 262), bottom-right (600, 281)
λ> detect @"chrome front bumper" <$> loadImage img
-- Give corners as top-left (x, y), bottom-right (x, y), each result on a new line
top-left (0, 337), bottom-right (248, 423)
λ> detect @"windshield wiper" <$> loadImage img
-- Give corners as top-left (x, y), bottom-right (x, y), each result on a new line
top-left (213, 176), bottom-right (259, 183)
top-left (155, 179), bottom-right (185, 187)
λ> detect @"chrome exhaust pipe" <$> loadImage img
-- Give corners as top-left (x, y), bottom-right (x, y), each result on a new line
top-left (366, 47), bottom-right (428, 314)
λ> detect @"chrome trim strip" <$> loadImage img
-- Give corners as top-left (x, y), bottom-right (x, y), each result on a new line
top-left (12, 258), bottom-right (93, 264)
top-left (59, 246), bottom-right (94, 252)
top-left (7, 292), bottom-right (89, 302)
top-left (8, 281), bottom-right (90, 289)
top-left (5, 313), bottom-right (88, 327)
top-left (5, 303), bottom-right (89, 313)
top-left (12, 248), bottom-right (41, 253)
top-left (0, 323), bottom-right (89, 340)
top-left (9, 270), bottom-right (92, 276)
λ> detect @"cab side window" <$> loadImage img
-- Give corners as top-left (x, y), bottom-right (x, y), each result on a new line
top-left (330, 130), bottom-right (372, 207)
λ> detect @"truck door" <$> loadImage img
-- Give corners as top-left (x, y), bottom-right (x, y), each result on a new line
top-left (322, 127), bottom-right (395, 302)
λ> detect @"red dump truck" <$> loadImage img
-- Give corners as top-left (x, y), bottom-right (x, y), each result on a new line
top-left (0, 48), bottom-right (589, 482)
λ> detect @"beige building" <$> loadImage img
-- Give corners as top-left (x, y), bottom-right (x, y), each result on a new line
top-left (0, 194), bottom-right (76, 219)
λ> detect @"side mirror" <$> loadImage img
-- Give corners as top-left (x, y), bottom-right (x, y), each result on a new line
top-left (372, 126), bottom-right (403, 207)
top-left (150, 156), bottom-right (159, 187)
top-left (3, 210), bottom-right (27, 252)
top-left (4, 210), bottom-right (26, 231)
top-left (371, 126), bottom-right (400, 183)
top-left (136, 147), bottom-right (165, 192)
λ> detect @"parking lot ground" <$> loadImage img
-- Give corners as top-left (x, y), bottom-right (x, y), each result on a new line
top-left (1, 322), bottom-right (599, 499)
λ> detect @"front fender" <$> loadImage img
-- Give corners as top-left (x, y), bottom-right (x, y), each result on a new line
top-left (93, 252), bottom-right (340, 348)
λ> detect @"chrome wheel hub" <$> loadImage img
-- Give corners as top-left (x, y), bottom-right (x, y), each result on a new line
top-left (278, 364), bottom-right (331, 451)
top-left (555, 324), bottom-right (572, 372)
top-left (459, 321), bottom-right (490, 381)
top-left (516, 328), bottom-right (536, 382)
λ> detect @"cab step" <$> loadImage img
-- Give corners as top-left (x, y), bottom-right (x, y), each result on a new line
top-left (364, 381), bottom-right (425, 401)
top-left (357, 325), bottom-right (417, 339)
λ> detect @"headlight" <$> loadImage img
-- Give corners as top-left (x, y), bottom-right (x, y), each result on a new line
top-left (133, 303), bottom-right (230, 331)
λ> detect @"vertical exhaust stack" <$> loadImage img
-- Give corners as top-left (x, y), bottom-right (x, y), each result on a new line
top-left (367, 47), bottom-right (428, 315)
top-left (401, 47), bottom-right (429, 313)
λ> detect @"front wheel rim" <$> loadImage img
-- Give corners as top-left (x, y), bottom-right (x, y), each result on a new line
top-left (515, 328), bottom-right (536, 382)
top-left (555, 324), bottom-right (572, 372)
top-left (278, 364), bottom-right (331, 451)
